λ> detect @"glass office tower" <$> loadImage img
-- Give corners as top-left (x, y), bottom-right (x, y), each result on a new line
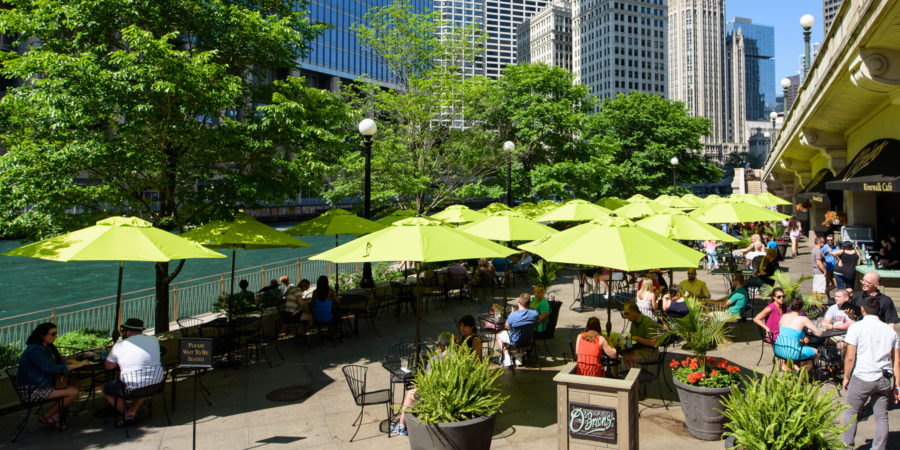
top-left (726, 17), bottom-right (775, 120)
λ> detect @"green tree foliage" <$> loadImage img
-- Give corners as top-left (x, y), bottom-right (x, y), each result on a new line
top-left (587, 91), bottom-right (724, 198)
top-left (325, 1), bottom-right (505, 213)
top-left (723, 151), bottom-right (764, 169)
top-left (0, 0), bottom-right (353, 331)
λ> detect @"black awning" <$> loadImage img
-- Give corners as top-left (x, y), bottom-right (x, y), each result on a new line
top-left (798, 169), bottom-right (838, 202)
top-left (826, 139), bottom-right (900, 193)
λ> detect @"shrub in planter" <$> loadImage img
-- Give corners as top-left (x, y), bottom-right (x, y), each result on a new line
top-left (404, 342), bottom-right (508, 450)
top-left (257, 288), bottom-right (284, 309)
top-left (760, 272), bottom-right (825, 317)
top-left (212, 292), bottom-right (257, 317)
top-left (721, 368), bottom-right (849, 450)
top-left (0, 344), bottom-right (24, 370)
top-left (55, 328), bottom-right (112, 352)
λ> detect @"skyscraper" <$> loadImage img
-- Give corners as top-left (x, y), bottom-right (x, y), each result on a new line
top-left (516, 0), bottom-right (574, 72)
top-left (571, 0), bottom-right (669, 108)
top-left (726, 18), bottom-right (775, 122)
top-left (823, 0), bottom-right (843, 35)
top-left (784, 74), bottom-right (800, 112)
top-left (667, 0), bottom-right (727, 158)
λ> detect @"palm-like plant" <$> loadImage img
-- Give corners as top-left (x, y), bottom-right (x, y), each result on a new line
top-left (657, 296), bottom-right (738, 374)
top-left (764, 223), bottom-right (787, 242)
top-left (527, 260), bottom-right (563, 296)
top-left (759, 272), bottom-right (824, 314)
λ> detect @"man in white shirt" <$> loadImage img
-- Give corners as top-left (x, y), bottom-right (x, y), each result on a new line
top-left (103, 318), bottom-right (163, 425)
top-left (821, 289), bottom-right (855, 350)
top-left (842, 299), bottom-right (900, 450)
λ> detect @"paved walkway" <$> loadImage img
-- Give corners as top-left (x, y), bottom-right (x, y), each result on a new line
top-left (2, 237), bottom-right (899, 449)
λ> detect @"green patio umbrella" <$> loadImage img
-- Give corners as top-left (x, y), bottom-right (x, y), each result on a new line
top-left (519, 215), bottom-right (705, 335)
top-left (755, 193), bottom-right (792, 206)
top-left (614, 201), bottom-right (667, 218)
top-left (181, 212), bottom-right (311, 316)
top-left (688, 201), bottom-right (791, 224)
top-left (431, 205), bottom-right (487, 225)
top-left (595, 197), bottom-right (629, 210)
top-left (374, 209), bottom-right (418, 226)
top-left (533, 199), bottom-right (614, 222)
top-left (459, 210), bottom-right (558, 242)
top-left (311, 217), bottom-right (516, 362)
top-left (654, 196), bottom-right (697, 209)
top-left (481, 202), bottom-right (513, 214)
top-left (2, 216), bottom-right (225, 338)
top-left (702, 194), bottom-right (724, 204)
top-left (681, 194), bottom-right (705, 207)
top-left (728, 193), bottom-right (767, 207)
top-left (537, 200), bottom-right (561, 210)
top-left (284, 209), bottom-right (385, 292)
top-left (626, 194), bottom-right (653, 203)
top-left (636, 212), bottom-right (739, 243)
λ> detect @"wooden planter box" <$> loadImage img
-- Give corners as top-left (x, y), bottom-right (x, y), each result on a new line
top-left (554, 363), bottom-right (640, 450)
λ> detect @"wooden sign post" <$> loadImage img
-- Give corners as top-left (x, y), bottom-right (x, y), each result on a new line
top-left (179, 338), bottom-right (213, 450)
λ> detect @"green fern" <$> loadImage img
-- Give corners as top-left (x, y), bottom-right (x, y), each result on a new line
top-left (759, 271), bottom-right (812, 302)
top-left (721, 369), bottom-right (850, 450)
top-left (657, 296), bottom-right (738, 373)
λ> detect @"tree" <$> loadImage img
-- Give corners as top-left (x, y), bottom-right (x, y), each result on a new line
top-left (723, 151), bottom-right (764, 169)
top-left (0, 0), bottom-right (353, 331)
top-left (586, 91), bottom-right (723, 197)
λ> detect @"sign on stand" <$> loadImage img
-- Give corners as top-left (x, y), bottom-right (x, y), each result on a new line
top-left (179, 338), bottom-right (213, 450)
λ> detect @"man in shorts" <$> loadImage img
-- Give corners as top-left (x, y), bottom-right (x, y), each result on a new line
top-left (495, 294), bottom-right (539, 367)
top-left (812, 237), bottom-right (829, 298)
top-left (822, 289), bottom-right (856, 351)
top-left (622, 302), bottom-right (659, 369)
top-left (103, 319), bottom-right (162, 425)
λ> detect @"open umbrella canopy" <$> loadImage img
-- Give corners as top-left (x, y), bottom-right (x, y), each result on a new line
top-left (654, 196), bottom-right (697, 209)
top-left (702, 194), bottom-right (724, 204)
top-left (533, 199), bottom-right (614, 222)
top-left (689, 202), bottom-right (791, 223)
top-left (430, 205), bottom-right (487, 224)
top-left (284, 209), bottom-right (385, 237)
top-left (459, 210), bottom-right (558, 242)
top-left (537, 200), bottom-right (561, 210)
top-left (518, 215), bottom-right (705, 271)
top-left (181, 213), bottom-right (310, 250)
top-left (614, 201), bottom-right (667, 218)
top-left (374, 209), bottom-right (418, 226)
top-left (755, 193), bottom-right (792, 206)
top-left (626, 194), bottom-right (653, 203)
top-left (3, 216), bottom-right (226, 261)
top-left (481, 202), bottom-right (513, 214)
top-left (681, 194), bottom-right (704, 207)
top-left (310, 217), bottom-right (517, 264)
top-left (595, 197), bottom-right (629, 210)
top-left (636, 213), bottom-right (739, 243)
top-left (728, 193), bottom-right (767, 207)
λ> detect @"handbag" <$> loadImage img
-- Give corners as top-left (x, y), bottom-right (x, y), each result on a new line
top-left (52, 374), bottom-right (69, 390)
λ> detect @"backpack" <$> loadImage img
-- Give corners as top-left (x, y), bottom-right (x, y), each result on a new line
top-left (819, 345), bottom-right (843, 369)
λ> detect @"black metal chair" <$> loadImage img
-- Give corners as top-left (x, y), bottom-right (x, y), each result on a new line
top-left (635, 342), bottom-right (671, 412)
top-left (562, 352), bottom-right (619, 378)
top-left (310, 301), bottom-right (342, 346)
top-left (382, 342), bottom-right (430, 406)
top-left (502, 321), bottom-right (540, 374)
top-left (170, 317), bottom-right (212, 410)
top-left (445, 273), bottom-right (470, 302)
top-left (755, 324), bottom-right (775, 366)
top-left (275, 303), bottom-right (306, 346)
top-left (389, 281), bottom-right (416, 316)
top-left (354, 297), bottom-right (382, 338)
top-left (246, 314), bottom-right (285, 368)
top-left (420, 272), bottom-right (446, 313)
top-left (475, 305), bottom-right (503, 339)
top-left (471, 271), bottom-right (495, 304)
top-left (107, 365), bottom-right (171, 438)
top-left (533, 299), bottom-right (562, 357)
top-left (342, 365), bottom-right (392, 442)
top-left (5, 367), bottom-right (66, 442)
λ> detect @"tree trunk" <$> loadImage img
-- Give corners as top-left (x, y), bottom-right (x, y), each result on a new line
top-left (154, 259), bottom-right (186, 333)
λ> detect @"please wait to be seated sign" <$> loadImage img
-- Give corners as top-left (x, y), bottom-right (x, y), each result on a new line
top-left (179, 338), bottom-right (213, 368)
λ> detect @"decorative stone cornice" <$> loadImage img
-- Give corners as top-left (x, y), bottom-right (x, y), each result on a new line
top-left (850, 48), bottom-right (900, 94)
top-left (800, 128), bottom-right (846, 150)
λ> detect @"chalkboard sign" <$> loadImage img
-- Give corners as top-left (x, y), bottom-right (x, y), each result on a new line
top-left (568, 402), bottom-right (617, 443)
top-left (178, 338), bottom-right (213, 368)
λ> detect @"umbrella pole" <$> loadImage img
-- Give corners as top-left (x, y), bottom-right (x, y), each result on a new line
top-left (415, 262), bottom-right (422, 367)
top-left (229, 245), bottom-right (236, 322)
top-left (335, 235), bottom-right (339, 293)
top-left (112, 261), bottom-right (124, 341)
top-left (605, 266), bottom-right (613, 336)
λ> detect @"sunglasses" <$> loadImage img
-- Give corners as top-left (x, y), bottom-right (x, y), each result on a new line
top-left (48, 333), bottom-right (58, 337)
top-left (774, 295), bottom-right (784, 299)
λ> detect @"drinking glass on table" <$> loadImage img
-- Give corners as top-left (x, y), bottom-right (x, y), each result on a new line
top-left (400, 357), bottom-right (409, 371)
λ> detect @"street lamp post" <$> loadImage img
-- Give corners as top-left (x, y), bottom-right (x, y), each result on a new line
top-left (504, 141), bottom-right (515, 207)
top-left (764, 131), bottom-right (771, 157)
top-left (770, 111), bottom-right (779, 140)
top-left (781, 77), bottom-right (792, 109)
top-left (800, 14), bottom-right (815, 78)
top-left (670, 156), bottom-right (679, 196)
top-left (359, 119), bottom-right (377, 288)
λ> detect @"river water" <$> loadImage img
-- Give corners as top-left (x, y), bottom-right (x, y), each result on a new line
top-left (0, 221), bottom-right (356, 318)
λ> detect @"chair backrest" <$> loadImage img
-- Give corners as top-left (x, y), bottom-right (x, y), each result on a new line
top-left (574, 353), bottom-right (604, 377)
top-left (567, 328), bottom-right (584, 354)
top-left (540, 300), bottom-right (563, 338)
top-left (384, 342), bottom-right (418, 370)
top-left (177, 317), bottom-right (203, 338)
top-left (446, 273), bottom-right (468, 290)
top-left (119, 365), bottom-right (166, 400)
top-left (5, 367), bottom-right (20, 390)
top-left (342, 365), bottom-right (367, 405)
top-left (390, 281), bottom-right (415, 299)
top-left (452, 317), bottom-right (461, 335)
top-left (755, 323), bottom-right (773, 343)
top-left (474, 269), bottom-right (493, 288)
top-left (509, 322), bottom-right (538, 348)
top-left (750, 255), bottom-right (764, 273)
top-left (259, 313), bottom-right (284, 337)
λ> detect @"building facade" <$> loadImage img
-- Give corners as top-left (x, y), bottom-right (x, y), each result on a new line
top-left (823, 0), bottom-right (843, 34)
top-left (726, 18), bottom-right (775, 121)
top-left (516, 0), bottom-right (574, 71)
top-left (783, 74), bottom-right (800, 112)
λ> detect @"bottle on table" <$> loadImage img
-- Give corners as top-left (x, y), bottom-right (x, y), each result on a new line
top-left (626, 334), bottom-right (633, 349)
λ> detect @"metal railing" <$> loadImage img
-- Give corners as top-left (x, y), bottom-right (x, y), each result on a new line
top-left (0, 255), bottom-right (374, 347)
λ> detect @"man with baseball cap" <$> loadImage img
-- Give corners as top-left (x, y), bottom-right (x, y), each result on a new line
top-left (103, 318), bottom-right (163, 425)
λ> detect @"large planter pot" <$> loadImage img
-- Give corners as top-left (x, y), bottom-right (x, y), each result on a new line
top-left (673, 377), bottom-right (736, 441)
top-left (406, 411), bottom-right (497, 450)
top-left (776, 242), bottom-right (788, 261)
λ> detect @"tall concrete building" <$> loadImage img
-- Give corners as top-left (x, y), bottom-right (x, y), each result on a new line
top-left (516, 0), bottom-right (574, 71)
top-left (667, 0), bottom-right (728, 159)
top-left (571, 0), bottom-right (669, 108)
top-left (783, 74), bottom-right (800, 112)
top-left (823, 0), bottom-right (843, 34)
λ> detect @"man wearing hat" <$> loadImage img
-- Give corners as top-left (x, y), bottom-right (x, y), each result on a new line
top-left (103, 318), bottom-right (162, 424)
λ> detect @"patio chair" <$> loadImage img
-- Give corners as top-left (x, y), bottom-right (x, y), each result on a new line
top-left (170, 317), bottom-right (212, 410)
top-left (342, 365), bottom-right (392, 442)
top-left (755, 324), bottom-right (775, 366)
top-left (445, 273), bottom-right (470, 302)
top-left (370, 286), bottom-right (396, 319)
top-left (510, 261), bottom-right (533, 287)
top-left (635, 342), bottom-right (671, 413)
top-left (502, 321), bottom-right (540, 374)
top-left (383, 342), bottom-right (431, 404)
top-left (354, 297), bottom-right (382, 338)
top-left (246, 313), bottom-right (285, 368)
top-left (475, 304), bottom-right (503, 339)
top-left (106, 365), bottom-right (170, 438)
top-left (5, 367), bottom-right (66, 442)
top-left (562, 353), bottom-right (611, 378)
top-left (420, 272), bottom-right (446, 313)
top-left (310, 301), bottom-right (341, 346)
top-left (389, 281), bottom-right (416, 316)
top-left (533, 300), bottom-right (562, 357)
top-left (471, 271), bottom-right (495, 305)
top-left (275, 303), bottom-right (306, 346)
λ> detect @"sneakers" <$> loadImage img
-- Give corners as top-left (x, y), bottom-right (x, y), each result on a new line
top-left (503, 356), bottom-right (513, 367)
top-left (390, 422), bottom-right (408, 435)
top-left (471, 297), bottom-right (479, 303)
top-left (514, 357), bottom-right (522, 367)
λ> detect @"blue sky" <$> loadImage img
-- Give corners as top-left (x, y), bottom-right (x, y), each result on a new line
top-left (725, 0), bottom-right (825, 86)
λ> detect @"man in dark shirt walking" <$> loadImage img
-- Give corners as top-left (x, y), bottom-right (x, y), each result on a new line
top-left (850, 272), bottom-right (898, 323)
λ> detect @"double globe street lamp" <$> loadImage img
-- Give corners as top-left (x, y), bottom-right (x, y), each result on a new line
top-left (359, 118), bottom-right (377, 288)
top-left (504, 141), bottom-right (515, 207)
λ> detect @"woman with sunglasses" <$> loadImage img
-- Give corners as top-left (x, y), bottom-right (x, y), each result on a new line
top-left (17, 323), bottom-right (90, 430)
top-left (753, 287), bottom-right (789, 341)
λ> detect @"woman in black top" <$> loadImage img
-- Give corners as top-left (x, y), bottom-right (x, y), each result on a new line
top-left (831, 241), bottom-right (860, 290)
top-left (455, 315), bottom-right (483, 360)
top-left (662, 289), bottom-right (689, 318)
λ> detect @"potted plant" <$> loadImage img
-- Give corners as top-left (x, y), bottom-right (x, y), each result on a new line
top-left (822, 210), bottom-right (846, 226)
top-left (212, 292), bottom-right (257, 317)
top-left (760, 272), bottom-right (825, 318)
top-left (527, 260), bottom-right (562, 298)
top-left (404, 342), bottom-right (508, 450)
top-left (721, 368), bottom-right (849, 449)
top-left (796, 200), bottom-right (811, 212)
top-left (657, 297), bottom-right (740, 440)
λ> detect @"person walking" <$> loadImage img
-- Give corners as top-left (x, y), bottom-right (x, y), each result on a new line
top-left (812, 237), bottom-right (829, 298)
top-left (831, 241), bottom-right (861, 290)
top-left (841, 299), bottom-right (900, 450)
top-left (788, 216), bottom-right (802, 257)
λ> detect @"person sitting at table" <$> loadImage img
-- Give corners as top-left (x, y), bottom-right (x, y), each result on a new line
top-left (878, 236), bottom-right (900, 269)
top-left (17, 322), bottom-right (89, 430)
top-left (279, 275), bottom-right (294, 293)
top-left (635, 279), bottom-right (658, 322)
top-left (103, 319), bottom-right (163, 426)
top-left (284, 279), bottom-right (313, 335)
top-left (391, 331), bottom-right (453, 436)
top-left (773, 297), bottom-right (822, 372)
top-left (821, 289), bottom-right (856, 351)
top-left (511, 251), bottom-right (533, 275)
top-left (579, 267), bottom-right (611, 300)
top-left (753, 287), bottom-right (788, 341)
top-left (637, 270), bottom-right (660, 295)
top-left (575, 317), bottom-right (618, 377)
top-left (238, 279), bottom-right (253, 295)
top-left (734, 234), bottom-right (766, 267)
top-left (311, 276), bottom-right (342, 339)
top-left (530, 285), bottom-right (551, 333)
top-left (447, 259), bottom-right (470, 294)
top-left (454, 315), bottom-right (483, 360)
top-left (621, 302), bottom-right (659, 369)
top-left (678, 268), bottom-right (710, 301)
top-left (471, 258), bottom-right (496, 303)
top-left (708, 273), bottom-right (749, 317)
top-left (745, 248), bottom-right (780, 288)
top-left (258, 279), bottom-right (280, 293)
top-left (765, 233), bottom-right (778, 250)
top-left (849, 272), bottom-right (898, 323)
top-left (495, 294), bottom-right (539, 367)
top-left (662, 288), bottom-right (689, 319)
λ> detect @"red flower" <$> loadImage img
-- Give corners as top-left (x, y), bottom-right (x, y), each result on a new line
top-left (681, 359), bottom-right (690, 367)
top-left (670, 360), bottom-right (680, 368)
top-left (687, 372), bottom-right (704, 383)
top-left (727, 365), bottom-right (740, 374)
top-left (706, 357), bottom-right (716, 364)
top-left (690, 363), bottom-right (699, 370)
top-left (711, 371), bottom-right (719, 377)
top-left (720, 359), bottom-right (729, 365)
top-left (717, 361), bottom-right (727, 369)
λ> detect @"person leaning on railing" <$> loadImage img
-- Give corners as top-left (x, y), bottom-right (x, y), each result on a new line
top-left (17, 322), bottom-right (90, 430)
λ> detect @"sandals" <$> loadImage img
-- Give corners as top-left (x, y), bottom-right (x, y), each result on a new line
top-left (116, 416), bottom-right (136, 427)
top-left (38, 415), bottom-right (67, 430)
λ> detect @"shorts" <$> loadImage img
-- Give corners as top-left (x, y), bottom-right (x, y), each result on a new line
top-left (813, 274), bottom-right (827, 294)
top-left (830, 335), bottom-right (845, 343)
top-left (498, 331), bottom-right (511, 345)
top-left (16, 385), bottom-right (53, 403)
top-left (103, 379), bottom-right (128, 398)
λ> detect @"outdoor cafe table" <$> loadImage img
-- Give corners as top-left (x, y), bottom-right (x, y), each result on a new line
top-left (201, 316), bottom-right (260, 368)
top-left (338, 293), bottom-right (369, 338)
top-left (70, 360), bottom-right (116, 416)
top-left (855, 265), bottom-right (900, 291)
